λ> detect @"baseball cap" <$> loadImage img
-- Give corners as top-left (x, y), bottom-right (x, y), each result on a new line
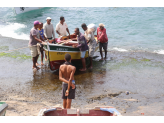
top-left (34, 21), bottom-right (39, 25)
top-left (46, 17), bottom-right (52, 20)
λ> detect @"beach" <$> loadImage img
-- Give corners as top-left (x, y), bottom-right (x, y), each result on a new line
top-left (1, 35), bottom-right (164, 116)
top-left (1, 7), bottom-right (164, 116)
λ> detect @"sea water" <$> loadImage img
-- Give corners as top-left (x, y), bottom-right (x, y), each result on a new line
top-left (0, 7), bottom-right (164, 54)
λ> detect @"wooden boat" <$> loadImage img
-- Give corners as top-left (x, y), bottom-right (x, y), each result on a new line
top-left (14, 7), bottom-right (43, 14)
top-left (0, 102), bottom-right (8, 116)
top-left (38, 106), bottom-right (121, 116)
top-left (43, 35), bottom-right (99, 72)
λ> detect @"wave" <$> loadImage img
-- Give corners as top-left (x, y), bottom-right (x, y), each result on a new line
top-left (154, 50), bottom-right (164, 55)
top-left (0, 22), bottom-right (29, 40)
top-left (111, 47), bottom-right (128, 52)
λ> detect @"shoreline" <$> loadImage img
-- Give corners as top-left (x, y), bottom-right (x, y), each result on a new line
top-left (1, 36), bottom-right (164, 116)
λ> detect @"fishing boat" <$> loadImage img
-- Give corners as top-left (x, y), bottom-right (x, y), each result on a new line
top-left (43, 35), bottom-right (99, 72)
top-left (38, 106), bottom-right (121, 116)
top-left (14, 7), bottom-right (43, 14)
top-left (0, 102), bottom-right (8, 116)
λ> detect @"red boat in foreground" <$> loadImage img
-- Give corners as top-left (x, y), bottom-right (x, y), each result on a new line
top-left (38, 106), bottom-right (122, 116)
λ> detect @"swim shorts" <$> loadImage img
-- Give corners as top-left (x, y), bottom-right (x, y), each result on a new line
top-left (99, 42), bottom-right (108, 51)
top-left (62, 80), bottom-right (76, 99)
top-left (81, 51), bottom-right (86, 58)
top-left (29, 44), bottom-right (40, 57)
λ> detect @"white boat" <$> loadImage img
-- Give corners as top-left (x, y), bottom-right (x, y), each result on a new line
top-left (14, 7), bottom-right (43, 14)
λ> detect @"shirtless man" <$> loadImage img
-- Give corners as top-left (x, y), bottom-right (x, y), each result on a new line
top-left (59, 53), bottom-right (76, 109)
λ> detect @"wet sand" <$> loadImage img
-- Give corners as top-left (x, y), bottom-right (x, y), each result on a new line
top-left (1, 36), bottom-right (164, 116)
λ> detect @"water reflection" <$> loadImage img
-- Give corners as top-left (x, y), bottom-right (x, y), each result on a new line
top-left (30, 58), bottom-right (109, 94)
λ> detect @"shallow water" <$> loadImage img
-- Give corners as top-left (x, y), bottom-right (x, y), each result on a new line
top-left (1, 36), bottom-right (164, 115)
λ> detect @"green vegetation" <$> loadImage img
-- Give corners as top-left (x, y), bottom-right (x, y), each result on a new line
top-left (0, 51), bottom-right (31, 60)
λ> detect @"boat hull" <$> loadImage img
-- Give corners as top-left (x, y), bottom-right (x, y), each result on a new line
top-left (14, 7), bottom-right (43, 14)
top-left (38, 106), bottom-right (121, 116)
top-left (0, 102), bottom-right (8, 116)
top-left (43, 43), bottom-right (90, 71)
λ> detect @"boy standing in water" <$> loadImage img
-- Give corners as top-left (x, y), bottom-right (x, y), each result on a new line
top-left (59, 54), bottom-right (76, 109)
top-left (38, 22), bottom-right (48, 64)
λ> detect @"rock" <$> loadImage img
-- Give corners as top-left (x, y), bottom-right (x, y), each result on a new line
top-left (126, 91), bottom-right (129, 95)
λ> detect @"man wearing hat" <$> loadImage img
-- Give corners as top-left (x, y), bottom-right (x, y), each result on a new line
top-left (29, 21), bottom-right (43, 70)
top-left (43, 17), bottom-right (56, 43)
top-left (97, 23), bottom-right (108, 60)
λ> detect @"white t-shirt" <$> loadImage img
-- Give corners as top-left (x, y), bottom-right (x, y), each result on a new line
top-left (56, 22), bottom-right (68, 36)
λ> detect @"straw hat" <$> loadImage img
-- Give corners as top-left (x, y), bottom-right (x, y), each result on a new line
top-left (99, 23), bottom-right (105, 27)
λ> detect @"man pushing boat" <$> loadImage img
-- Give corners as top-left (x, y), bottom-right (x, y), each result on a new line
top-left (59, 53), bottom-right (76, 109)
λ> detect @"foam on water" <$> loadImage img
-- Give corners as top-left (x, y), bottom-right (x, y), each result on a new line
top-left (112, 47), bottom-right (128, 52)
top-left (0, 22), bottom-right (29, 40)
top-left (0, 7), bottom-right (164, 53)
top-left (154, 50), bottom-right (164, 54)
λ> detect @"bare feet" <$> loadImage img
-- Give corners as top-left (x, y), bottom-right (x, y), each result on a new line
top-left (32, 67), bottom-right (40, 71)
top-left (99, 58), bottom-right (104, 61)
top-left (41, 62), bottom-right (44, 66)
top-left (79, 68), bottom-right (86, 71)
top-left (36, 63), bottom-right (40, 66)
top-left (104, 57), bottom-right (107, 60)
top-left (88, 66), bottom-right (93, 69)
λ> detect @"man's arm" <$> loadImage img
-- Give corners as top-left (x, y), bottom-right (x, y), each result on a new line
top-left (56, 30), bottom-right (61, 36)
top-left (33, 35), bottom-right (42, 43)
top-left (66, 28), bottom-right (70, 38)
top-left (56, 24), bottom-right (61, 36)
top-left (52, 24), bottom-right (55, 39)
top-left (65, 67), bottom-right (76, 96)
top-left (86, 30), bottom-right (92, 44)
top-left (40, 35), bottom-right (44, 41)
top-left (67, 67), bottom-right (76, 91)
top-left (43, 24), bottom-right (47, 38)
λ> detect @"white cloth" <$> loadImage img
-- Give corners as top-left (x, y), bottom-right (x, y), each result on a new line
top-left (56, 22), bottom-right (68, 36)
top-left (87, 23), bottom-right (97, 34)
top-left (43, 23), bottom-right (55, 39)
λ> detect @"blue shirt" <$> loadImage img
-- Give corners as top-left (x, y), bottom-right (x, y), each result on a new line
top-left (39, 28), bottom-right (44, 40)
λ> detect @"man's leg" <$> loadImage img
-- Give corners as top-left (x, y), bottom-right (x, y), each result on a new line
top-left (79, 51), bottom-right (87, 71)
top-left (99, 43), bottom-right (103, 60)
top-left (32, 57), bottom-right (37, 69)
top-left (104, 49), bottom-right (107, 60)
top-left (79, 58), bottom-right (86, 71)
top-left (63, 99), bottom-right (67, 109)
top-left (99, 49), bottom-right (103, 60)
top-left (103, 43), bottom-right (108, 60)
top-left (88, 57), bottom-right (93, 69)
top-left (40, 49), bottom-right (44, 65)
top-left (36, 55), bottom-right (40, 68)
top-left (45, 52), bottom-right (47, 61)
top-left (66, 99), bottom-right (72, 109)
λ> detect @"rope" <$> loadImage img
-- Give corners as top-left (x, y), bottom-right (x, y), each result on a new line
top-left (0, 46), bottom-right (29, 54)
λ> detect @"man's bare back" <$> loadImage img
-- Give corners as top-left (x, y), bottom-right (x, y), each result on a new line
top-left (59, 63), bottom-right (76, 96)
top-left (60, 64), bottom-right (75, 81)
